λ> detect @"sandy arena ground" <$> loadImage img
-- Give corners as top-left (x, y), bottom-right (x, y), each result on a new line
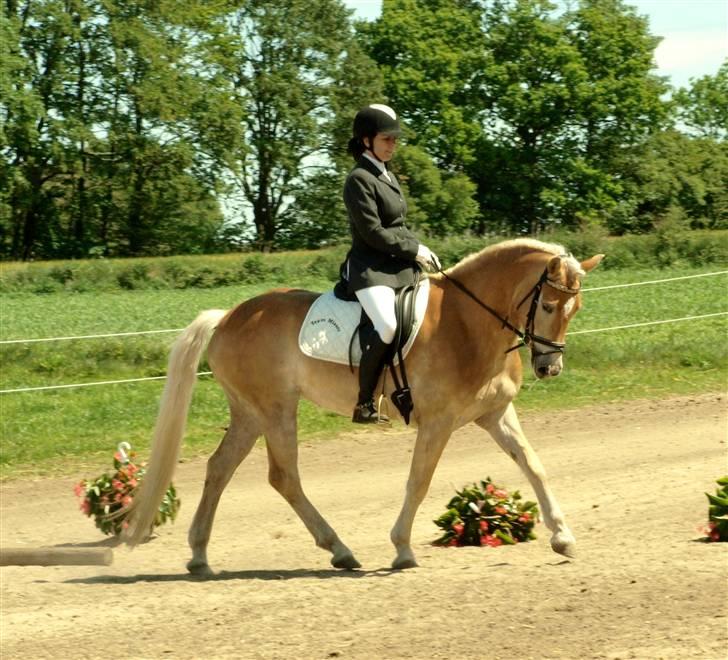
top-left (1, 393), bottom-right (726, 659)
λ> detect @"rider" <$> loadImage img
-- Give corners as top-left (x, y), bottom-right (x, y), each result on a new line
top-left (340, 103), bottom-right (441, 424)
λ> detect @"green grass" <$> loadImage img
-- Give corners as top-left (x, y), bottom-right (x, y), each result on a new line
top-left (1, 264), bottom-right (726, 478)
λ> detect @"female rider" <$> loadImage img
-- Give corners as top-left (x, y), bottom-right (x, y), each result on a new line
top-left (340, 104), bottom-right (440, 424)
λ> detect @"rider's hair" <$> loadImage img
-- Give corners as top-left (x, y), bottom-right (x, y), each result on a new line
top-left (347, 136), bottom-right (370, 160)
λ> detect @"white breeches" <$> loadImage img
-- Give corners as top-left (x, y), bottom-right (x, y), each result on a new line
top-left (355, 286), bottom-right (397, 345)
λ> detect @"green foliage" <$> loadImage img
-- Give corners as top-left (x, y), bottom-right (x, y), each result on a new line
top-left (74, 448), bottom-right (180, 536)
top-left (359, 0), bottom-right (485, 169)
top-left (1, 0), bottom-right (725, 254)
top-left (704, 476), bottom-right (728, 543)
top-left (610, 131), bottom-right (728, 234)
top-left (1, 0), bottom-right (237, 260)
top-left (362, 0), bottom-right (713, 237)
top-left (674, 62), bottom-right (728, 141)
top-left (0, 247), bottom-right (350, 294)
top-left (433, 478), bottom-right (538, 547)
top-left (392, 145), bottom-right (479, 237)
top-left (221, 0), bottom-right (377, 250)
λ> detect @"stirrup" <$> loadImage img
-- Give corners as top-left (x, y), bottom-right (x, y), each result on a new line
top-left (377, 393), bottom-right (392, 425)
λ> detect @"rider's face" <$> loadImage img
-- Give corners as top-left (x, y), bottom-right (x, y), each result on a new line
top-left (365, 133), bottom-right (398, 162)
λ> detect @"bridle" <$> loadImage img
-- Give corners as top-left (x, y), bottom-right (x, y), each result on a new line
top-left (438, 262), bottom-right (580, 358)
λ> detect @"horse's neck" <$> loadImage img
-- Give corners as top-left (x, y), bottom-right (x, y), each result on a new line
top-left (449, 250), bottom-right (546, 327)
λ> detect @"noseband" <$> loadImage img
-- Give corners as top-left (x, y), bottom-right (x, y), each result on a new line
top-left (439, 265), bottom-right (579, 357)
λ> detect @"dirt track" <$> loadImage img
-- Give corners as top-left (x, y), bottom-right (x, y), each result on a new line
top-left (1, 393), bottom-right (727, 659)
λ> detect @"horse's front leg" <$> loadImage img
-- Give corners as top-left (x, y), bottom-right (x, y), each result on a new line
top-left (476, 403), bottom-right (576, 558)
top-left (390, 421), bottom-right (452, 570)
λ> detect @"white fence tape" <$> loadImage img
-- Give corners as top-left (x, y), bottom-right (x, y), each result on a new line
top-left (582, 270), bottom-right (727, 292)
top-left (567, 311), bottom-right (728, 335)
top-left (0, 328), bottom-right (185, 345)
top-left (1, 270), bottom-right (726, 394)
top-left (1, 312), bottom-right (726, 394)
top-left (1, 270), bottom-right (726, 346)
top-left (0, 373), bottom-right (213, 395)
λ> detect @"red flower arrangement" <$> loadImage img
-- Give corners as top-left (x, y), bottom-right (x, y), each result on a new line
top-left (433, 478), bottom-right (538, 548)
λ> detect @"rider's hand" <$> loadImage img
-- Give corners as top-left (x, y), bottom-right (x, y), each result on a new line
top-left (416, 244), bottom-right (442, 272)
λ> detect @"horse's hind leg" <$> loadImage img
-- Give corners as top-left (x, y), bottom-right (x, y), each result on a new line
top-left (187, 407), bottom-right (260, 575)
top-left (264, 405), bottom-right (361, 570)
top-left (476, 403), bottom-right (576, 558)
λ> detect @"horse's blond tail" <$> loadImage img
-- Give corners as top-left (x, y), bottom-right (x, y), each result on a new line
top-left (123, 309), bottom-right (227, 547)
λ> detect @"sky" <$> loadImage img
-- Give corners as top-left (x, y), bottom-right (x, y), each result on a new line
top-left (343, 0), bottom-right (727, 90)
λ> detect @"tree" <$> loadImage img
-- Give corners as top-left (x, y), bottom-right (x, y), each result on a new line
top-left (560, 0), bottom-right (670, 229)
top-left (359, 0), bottom-right (486, 171)
top-left (95, 1), bottom-right (238, 256)
top-left (610, 130), bottom-right (728, 233)
top-left (391, 145), bottom-right (478, 237)
top-left (1, 1), bottom-right (83, 259)
top-left (268, 39), bottom-right (384, 250)
top-left (222, 0), bottom-right (376, 251)
top-left (362, 0), bottom-right (672, 235)
top-left (475, 0), bottom-right (592, 233)
top-left (674, 61), bottom-right (728, 141)
top-left (1, 1), bottom-right (237, 260)
top-left (566, 0), bottom-right (669, 161)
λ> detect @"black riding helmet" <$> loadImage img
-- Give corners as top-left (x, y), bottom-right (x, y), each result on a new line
top-left (353, 104), bottom-right (401, 139)
top-left (348, 104), bottom-right (401, 160)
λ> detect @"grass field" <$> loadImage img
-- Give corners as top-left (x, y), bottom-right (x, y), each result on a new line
top-left (1, 264), bottom-right (726, 478)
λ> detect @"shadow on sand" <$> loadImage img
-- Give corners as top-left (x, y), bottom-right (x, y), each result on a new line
top-left (64, 566), bottom-right (403, 584)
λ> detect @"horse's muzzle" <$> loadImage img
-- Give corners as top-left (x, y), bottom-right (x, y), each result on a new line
top-left (533, 355), bottom-right (563, 379)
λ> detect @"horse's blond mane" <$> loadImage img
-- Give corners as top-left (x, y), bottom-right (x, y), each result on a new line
top-left (447, 238), bottom-right (570, 277)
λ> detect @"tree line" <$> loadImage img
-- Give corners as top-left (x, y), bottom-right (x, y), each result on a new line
top-left (1, 0), bottom-right (726, 261)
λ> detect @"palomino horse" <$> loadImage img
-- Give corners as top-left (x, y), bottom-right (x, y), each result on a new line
top-left (124, 238), bottom-right (603, 573)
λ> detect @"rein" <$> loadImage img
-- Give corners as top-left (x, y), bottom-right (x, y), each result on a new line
top-left (438, 265), bottom-right (579, 357)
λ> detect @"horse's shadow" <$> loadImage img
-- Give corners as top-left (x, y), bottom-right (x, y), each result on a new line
top-left (65, 567), bottom-right (401, 585)
top-left (54, 538), bottom-right (401, 583)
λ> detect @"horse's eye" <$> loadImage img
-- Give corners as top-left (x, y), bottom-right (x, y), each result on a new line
top-left (541, 302), bottom-right (555, 314)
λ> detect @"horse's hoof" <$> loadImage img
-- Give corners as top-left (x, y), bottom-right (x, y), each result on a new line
top-left (187, 559), bottom-right (214, 576)
top-left (551, 533), bottom-right (576, 558)
top-left (391, 556), bottom-right (419, 570)
top-left (331, 553), bottom-right (361, 570)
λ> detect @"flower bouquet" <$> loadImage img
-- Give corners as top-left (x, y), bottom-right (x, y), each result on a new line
top-left (704, 476), bottom-right (728, 542)
top-left (433, 477), bottom-right (538, 548)
top-left (74, 443), bottom-right (180, 537)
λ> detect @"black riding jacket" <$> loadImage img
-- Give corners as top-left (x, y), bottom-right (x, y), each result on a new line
top-left (341, 156), bottom-right (419, 295)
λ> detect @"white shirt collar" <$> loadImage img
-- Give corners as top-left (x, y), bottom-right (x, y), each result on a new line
top-left (362, 152), bottom-right (391, 181)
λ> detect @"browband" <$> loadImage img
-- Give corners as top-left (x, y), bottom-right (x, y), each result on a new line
top-left (545, 279), bottom-right (580, 295)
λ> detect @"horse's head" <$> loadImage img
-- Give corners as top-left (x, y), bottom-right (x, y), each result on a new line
top-left (527, 252), bottom-right (603, 379)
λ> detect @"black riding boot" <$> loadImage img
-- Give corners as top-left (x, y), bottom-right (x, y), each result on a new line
top-left (352, 327), bottom-right (391, 424)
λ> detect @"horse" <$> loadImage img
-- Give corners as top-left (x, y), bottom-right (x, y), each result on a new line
top-left (123, 238), bottom-right (603, 574)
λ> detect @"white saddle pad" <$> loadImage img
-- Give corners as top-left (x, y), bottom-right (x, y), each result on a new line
top-left (298, 278), bottom-right (430, 367)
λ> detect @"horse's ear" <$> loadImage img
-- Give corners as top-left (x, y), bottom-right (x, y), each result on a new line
top-left (581, 254), bottom-right (604, 273)
top-left (547, 255), bottom-right (563, 278)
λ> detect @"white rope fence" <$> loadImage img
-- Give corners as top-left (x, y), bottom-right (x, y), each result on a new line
top-left (1, 270), bottom-right (726, 394)
top-left (0, 372), bottom-right (213, 395)
top-left (2, 311), bottom-right (726, 395)
top-left (581, 270), bottom-right (727, 292)
top-left (567, 311), bottom-right (728, 335)
top-left (1, 270), bottom-right (726, 346)
top-left (0, 328), bottom-right (185, 345)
